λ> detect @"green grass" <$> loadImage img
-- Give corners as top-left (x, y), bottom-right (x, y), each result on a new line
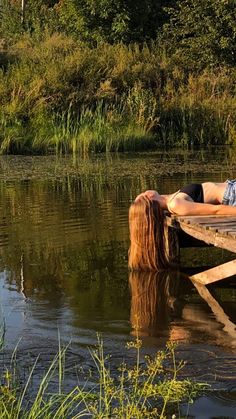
top-left (0, 332), bottom-right (207, 418)
top-left (0, 33), bottom-right (235, 154)
top-left (31, 102), bottom-right (156, 155)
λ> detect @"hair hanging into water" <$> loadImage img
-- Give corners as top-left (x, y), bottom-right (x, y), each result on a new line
top-left (128, 196), bottom-right (169, 271)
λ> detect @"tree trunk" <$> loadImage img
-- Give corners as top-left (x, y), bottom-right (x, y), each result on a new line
top-left (21, 0), bottom-right (26, 25)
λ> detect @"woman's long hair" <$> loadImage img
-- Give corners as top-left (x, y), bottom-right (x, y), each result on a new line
top-left (128, 196), bottom-right (169, 271)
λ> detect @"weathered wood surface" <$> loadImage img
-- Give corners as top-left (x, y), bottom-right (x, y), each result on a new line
top-left (166, 214), bottom-right (236, 253)
top-left (165, 214), bottom-right (236, 284)
top-left (190, 259), bottom-right (236, 284)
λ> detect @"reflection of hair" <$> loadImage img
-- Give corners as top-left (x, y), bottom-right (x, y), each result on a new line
top-left (129, 270), bottom-right (172, 335)
top-left (128, 196), bottom-right (169, 271)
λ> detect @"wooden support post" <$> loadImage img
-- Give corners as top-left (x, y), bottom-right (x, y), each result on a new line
top-left (164, 224), bottom-right (180, 265)
top-left (165, 214), bottom-right (236, 284)
top-left (190, 259), bottom-right (236, 285)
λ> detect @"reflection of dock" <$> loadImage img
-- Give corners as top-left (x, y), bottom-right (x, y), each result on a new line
top-left (165, 215), bottom-right (236, 285)
top-left (129, 269), bottom-right (236, 346)
top-left (191, 280), bottom-right (236, 342)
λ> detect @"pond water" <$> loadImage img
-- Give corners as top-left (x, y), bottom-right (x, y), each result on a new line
top-left (0, 150), bottom-right (236, 417)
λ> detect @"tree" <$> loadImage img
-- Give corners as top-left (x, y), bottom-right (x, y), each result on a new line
top-left (0, 0), bottom-right (61, 39)
top-left (21, 0), bottom-right (26, 24)
top-left (0, 1), bottom-right (23, 39)
top-left (0, 0), bottom-right (173, 44)
top-left (162, 0), bottom-right (236, 67)
top-left (56, 0), bottom-right (173, 43)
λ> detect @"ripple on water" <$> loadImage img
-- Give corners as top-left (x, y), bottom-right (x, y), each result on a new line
top-left (0, 152), bottom-right (236, 417)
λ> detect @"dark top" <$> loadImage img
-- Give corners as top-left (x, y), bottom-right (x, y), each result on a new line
top-left (179, 183), bottom-right (204, 203)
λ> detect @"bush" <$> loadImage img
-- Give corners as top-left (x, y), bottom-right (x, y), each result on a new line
top-left (0, 33), bottom-right (235, 154)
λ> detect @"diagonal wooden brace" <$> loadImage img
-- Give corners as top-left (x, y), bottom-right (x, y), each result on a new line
top-left (190, 259), bottom-right (236, 285)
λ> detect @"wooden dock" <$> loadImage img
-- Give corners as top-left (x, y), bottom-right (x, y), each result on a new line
top-left (165, 214), bottom-right (236, 285)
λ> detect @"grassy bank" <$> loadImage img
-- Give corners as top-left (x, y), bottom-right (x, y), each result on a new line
top-left (0, 331), bottom-right (206, 418)
top-left (0, 33), bottom-right (236, 154)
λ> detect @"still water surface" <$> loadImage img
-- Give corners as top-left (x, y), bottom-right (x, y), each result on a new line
top-left (0, 151), bottom-right (236, 417)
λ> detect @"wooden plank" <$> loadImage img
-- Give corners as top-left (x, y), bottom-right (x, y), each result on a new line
top-left (190, 259), bottom-right (236, 284)
top-left (166, 214), bottom-right (236, 284)
top-left (167, 215), bottom-right (236, 229)
top-left (225, 231), bottom-right (236, 238)
top-left (170, 215), bottom-right (236, 230)
top-left (202, 224), bottom-right (236, 232)
top-left (176, 215), bottom-right (236, 222)
top-left (214, 228), bottom-right (236, 237)
top-left (178, 220), bottom-right (236, 231)
top-left (167, 214), bottom-right (236, 250)
top-left (218, 227), bottom-right (236, 233)
top-left (204, 228), bottom-right (236, 237)
top-left (165, 216), bottom-right (212, 248)
top-left (179, 222), bottom-right (236, 253)
top-left (197, 222), bottom-right (236, 227)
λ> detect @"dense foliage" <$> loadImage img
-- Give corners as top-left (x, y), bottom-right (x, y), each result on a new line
top-left (163, 0), bottom-right (236, 67)
top-left (0, 1), bottom-right (173, 43)
top-left (0, 0), bottom-right (235, 153)
top-left (1, 0), bottom-right (235, 63)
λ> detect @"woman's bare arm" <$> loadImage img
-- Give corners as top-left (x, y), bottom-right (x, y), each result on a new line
top-left (168, 198), bottom-right (236, 216)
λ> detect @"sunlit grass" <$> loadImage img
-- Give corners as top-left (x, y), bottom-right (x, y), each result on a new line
top-left (0, 332), bottom-right (208, 418)
top-left (32, 103), bottom-right (155, 155)
top-left (0, 33), bottom-right (235, 154)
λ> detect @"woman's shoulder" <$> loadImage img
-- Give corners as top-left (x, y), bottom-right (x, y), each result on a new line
top-left (167, 193), bottom-right (192, 214)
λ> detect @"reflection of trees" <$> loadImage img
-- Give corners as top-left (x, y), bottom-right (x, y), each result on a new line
top-left (1, 159), bottom-right (236, 340)
top-left (0, 176), bottom-right (129, 253)
top-left (0, 175), bottom-right (144, 253)
top-left (0, 176), bottom-right (132, 317)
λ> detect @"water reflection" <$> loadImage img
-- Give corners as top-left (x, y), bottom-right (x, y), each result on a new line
top-left (129, 270), bottom-right (236, 347)
top-left (0, 153), bottom-right (236, 412)
top-left (192, 281), bottom-right (236, 344)
top-left (129, 270), bottom-right (185, 337)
